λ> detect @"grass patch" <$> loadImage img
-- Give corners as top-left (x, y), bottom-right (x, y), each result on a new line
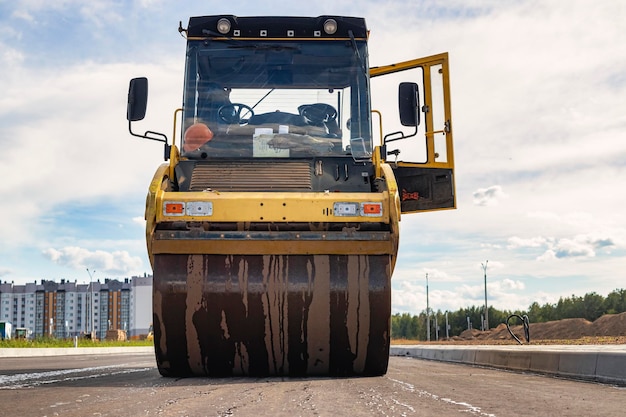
top-left (0, 338), bottom-right (153, 348)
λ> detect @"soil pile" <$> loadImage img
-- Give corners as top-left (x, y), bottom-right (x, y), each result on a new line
top-left (453, 312), bottom-right (626, 345)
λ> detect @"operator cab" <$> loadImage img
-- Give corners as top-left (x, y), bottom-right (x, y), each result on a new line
top-left (180, 16), bottom-right (371, 160)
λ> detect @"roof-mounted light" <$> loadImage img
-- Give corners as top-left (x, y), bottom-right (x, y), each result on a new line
top-left (323, 19), bottom-right (338, 35)
top-left (217, 18), bottom-right (231, 34)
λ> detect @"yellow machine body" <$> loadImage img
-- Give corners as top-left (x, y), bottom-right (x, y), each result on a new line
top-left (128, 15), bottom-right (455, 377)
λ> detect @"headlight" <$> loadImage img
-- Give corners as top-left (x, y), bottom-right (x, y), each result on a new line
top-left (323, 19), bottom-right (338, 35)
top-left (217, 18), bottom-right (231, 34)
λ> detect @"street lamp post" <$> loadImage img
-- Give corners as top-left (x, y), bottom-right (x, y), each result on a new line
top-left (481, 260), bottom-right (489, 331)
top-left (426, 273), bottom-right (430, 342)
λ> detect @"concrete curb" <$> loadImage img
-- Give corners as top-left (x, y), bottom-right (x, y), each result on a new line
top-left (390, 345), bottom-right (626, 386)
top-left (0, 346), bottom-right (153, 358)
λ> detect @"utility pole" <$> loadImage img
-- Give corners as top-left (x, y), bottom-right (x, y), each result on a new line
top-left (426, 273), bottom-right (430, 342)
top-left (481, 260), bottom-right (489, 331)
top-left (86, 268), bottom-right (96, 340)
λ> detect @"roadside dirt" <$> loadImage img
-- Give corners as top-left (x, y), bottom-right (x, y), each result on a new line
top-left (394, 312), bottom-right (626, 345)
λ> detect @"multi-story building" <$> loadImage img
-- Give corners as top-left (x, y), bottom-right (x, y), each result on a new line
top-left (0, 275), bottom-right (152, 339)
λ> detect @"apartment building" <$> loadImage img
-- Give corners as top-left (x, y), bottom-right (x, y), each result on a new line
top-left (0, 275), bottom-right (152, 339)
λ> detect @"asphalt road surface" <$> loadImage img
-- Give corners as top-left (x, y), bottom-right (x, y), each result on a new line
top-left (0, 352), bottom-right (624, 416)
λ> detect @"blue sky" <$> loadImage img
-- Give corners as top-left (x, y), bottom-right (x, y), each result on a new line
top-left (1, 0), bottom-right (625, 316)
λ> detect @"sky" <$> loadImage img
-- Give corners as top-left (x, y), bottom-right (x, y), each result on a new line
top-left (0, 0), bottom-right (624, 317)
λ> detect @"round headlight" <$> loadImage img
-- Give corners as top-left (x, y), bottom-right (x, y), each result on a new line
top-left (323, 19), bottom-right (338, 35)
top-left (217, 18), bottom-right (231, 35)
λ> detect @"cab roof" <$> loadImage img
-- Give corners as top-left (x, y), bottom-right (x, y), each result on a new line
top-left (186, 15), bottom-right (368, 39)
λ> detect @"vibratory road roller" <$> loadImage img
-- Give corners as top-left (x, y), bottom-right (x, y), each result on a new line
top-left (127, 15), bottom-right (455, 377)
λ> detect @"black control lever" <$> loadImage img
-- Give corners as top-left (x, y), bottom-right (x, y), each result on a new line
top-left (387, 149), bottom-right (400, 164)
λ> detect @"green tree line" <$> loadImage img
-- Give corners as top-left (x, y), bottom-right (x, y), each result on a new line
top-left (391, 288), bottom-right (626, 341)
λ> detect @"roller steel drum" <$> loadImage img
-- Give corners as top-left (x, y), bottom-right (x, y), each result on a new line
top-left (152, 253), bottom-right (391, 377)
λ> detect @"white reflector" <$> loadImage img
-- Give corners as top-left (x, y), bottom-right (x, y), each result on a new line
top-left (333, 202), bottom-right (359, 216)
top-left (186, 202), bottom-right (213, 216)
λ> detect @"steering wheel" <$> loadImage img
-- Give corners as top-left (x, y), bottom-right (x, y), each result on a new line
top-left (218, 103), bottom-right (254, 125)
top-left (298, 104), bottom-right (338, 124)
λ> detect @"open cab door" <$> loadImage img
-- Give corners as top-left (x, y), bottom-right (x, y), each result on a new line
top-left (370, 53), bottom-right (455, 214)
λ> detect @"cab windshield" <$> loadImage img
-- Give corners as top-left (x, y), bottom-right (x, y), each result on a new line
top-left (181, 39), bottom-right (371, 159)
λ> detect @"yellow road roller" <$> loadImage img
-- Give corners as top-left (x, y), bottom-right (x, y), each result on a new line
top-left (127, 15), bottom-right (455, 377)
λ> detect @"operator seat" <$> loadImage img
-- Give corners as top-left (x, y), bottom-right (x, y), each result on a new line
top-left (298, 104), bottom-right (340, 136)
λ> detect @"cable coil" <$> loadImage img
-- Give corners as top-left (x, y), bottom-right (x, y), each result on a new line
top-left (506, 314), bottom-right (530, 344)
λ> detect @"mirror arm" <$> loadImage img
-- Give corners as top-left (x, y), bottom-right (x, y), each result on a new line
top-left (128, 121), bottom-right (170, 161)
top-left (383, 125), bottom-right (418, 143)
top-left (128, 120), bottom-right (168, 143)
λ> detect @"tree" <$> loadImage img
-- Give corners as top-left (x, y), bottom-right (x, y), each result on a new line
top-left (582, 292), bottom-right (604, 321)
top-left (604, 289), bottom-right (626, 314)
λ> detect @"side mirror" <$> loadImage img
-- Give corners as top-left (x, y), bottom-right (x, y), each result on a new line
top-left (126, 77), bottom-right (169, 160)
top-left (398, 82), bottom-right (420, 127)
top-left (127, 77), bottom-right (148, 121)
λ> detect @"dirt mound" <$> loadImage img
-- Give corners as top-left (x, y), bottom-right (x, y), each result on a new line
top-left (459, 312), bottom-right (626, 344)
top-left (592, 313), bottom-right (626, 336)
top-left (459, 328), bottom-right (484, 339)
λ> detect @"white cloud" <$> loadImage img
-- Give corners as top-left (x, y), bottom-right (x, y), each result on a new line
top-left (498, 278), bottom-right (525, 291)
top-left (537, 250), bottom-right (557, 262)
top-left (506, 232), bottom-right (619, 262)
top-left (11, 9), bottom-right (34, 23)
top-left (0, 58), bottom-right (181, 251)
top-left (507, 236), bottom-right (549, 249)
top-left (0, 46), bottom-right (24, 69)
top-left (472, 185), bottom-right (507, 206)
top-left (43, 246), bottom-right (143, 276)
top-left (481, 243), bottom-right (502, 249)
top-left (537, 234), bottom-right (618, 261)
top-left (137, 0), bottom-right (163, 7)
top-left (540, 235), bottom-right (616, 260)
